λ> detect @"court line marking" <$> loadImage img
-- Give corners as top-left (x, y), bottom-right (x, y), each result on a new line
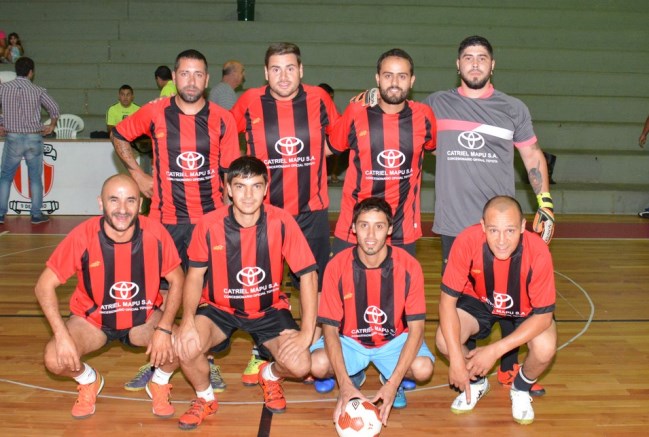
top-left (0, 268), bottom-right (595, 406)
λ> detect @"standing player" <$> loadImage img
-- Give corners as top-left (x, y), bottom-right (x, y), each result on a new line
top-left (174, 156), bottom-right (318, 430)
top-left (230, 42), bottom-right (339, 381)
top-left (436, 196), bottom-right (556, 425)
top-left (111, 49), bottom-right (240, 392)
top-left (329, 48), bottom-right (436, 256)
top-left (423, 36), bottom-right (554, 394)
top-left (34, 174), bottom-right (184, 419)
top-left (310, 198), bottom-right (434, 424)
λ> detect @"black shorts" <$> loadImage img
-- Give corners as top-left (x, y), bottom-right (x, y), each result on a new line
top-left (196, 304), bottom-right (299, 358)
top-left (161, 223), bottom-right (195, 289)
top-left (457, 295), bottom-right (526, 341)
top-left (101, 326), bottom-right (137, 348)
top-left (289, 209), bottom-right (330, 291)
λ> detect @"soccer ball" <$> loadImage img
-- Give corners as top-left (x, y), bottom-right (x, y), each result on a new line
top-left (335, 398), bottom-right (382, 437)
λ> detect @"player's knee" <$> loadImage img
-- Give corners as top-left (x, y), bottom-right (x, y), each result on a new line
top-left (309, 350), bottom-right (331, 378)
top-left (529, 339), bottom-right (556, 366)
top-left (410, 356), bottom-right (434, 382)
top-left (43, 341), bottom-right (63, 375)
top-left (280, 353), bottom-right (311, 379)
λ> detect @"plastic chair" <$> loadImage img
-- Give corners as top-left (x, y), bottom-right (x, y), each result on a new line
top-left (45, 114), bottom-right (84, 139)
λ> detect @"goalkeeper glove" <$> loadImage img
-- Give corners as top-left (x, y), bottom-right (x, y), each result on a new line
top-left (533, 192), bottom-right (555, 244)
top-left (349, 88), bottom-right (379, 107)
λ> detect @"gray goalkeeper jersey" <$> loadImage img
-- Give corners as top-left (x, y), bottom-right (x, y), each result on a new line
top-left (423, 86), bottom-right (537, 236)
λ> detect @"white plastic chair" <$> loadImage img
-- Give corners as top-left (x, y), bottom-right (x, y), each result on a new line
top-left (45, 114), bottom-right (84, 139)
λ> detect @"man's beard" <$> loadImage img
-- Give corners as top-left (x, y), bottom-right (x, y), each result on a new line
top-left (379, 86), bottom-right (408, 105)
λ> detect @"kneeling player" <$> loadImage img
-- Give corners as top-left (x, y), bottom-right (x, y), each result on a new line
top-left (436, 196), bottom-right (557, 425)
top-left (174, 156), bottom-right (318, 430)
top-left (310, 198), bottom-right (434, 426)
top-left (35, 174), bottom-right (184, 419)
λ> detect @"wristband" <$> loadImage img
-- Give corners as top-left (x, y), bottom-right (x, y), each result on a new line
top-left (536, 192), bottom-right (553, 210)
top-left (154, 326), bottom-right (173, 335)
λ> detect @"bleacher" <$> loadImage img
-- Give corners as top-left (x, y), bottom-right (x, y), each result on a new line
top-left (1, 0), bottom-right (648, 213)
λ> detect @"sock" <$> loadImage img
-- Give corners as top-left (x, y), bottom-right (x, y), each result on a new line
top-left (261, 362), bottom-right (280, 381)
top-left (151, 367), bottom-right (173, 385)
top-left (74, 363), bottom-right (97, 385)
top-left (196, 386), bottom-right (215, 402)
top-left (512, 366), bottom-right (536, 392)
top-left (498, 319), bottom-right (518, 372)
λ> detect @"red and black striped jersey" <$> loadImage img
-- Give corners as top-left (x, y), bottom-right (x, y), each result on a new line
top-left (114, 97), bottom-right (240, 225)
top-left (317, 246), bottom-right (426, 348)
top-left (230, 84), bottom-right (340, 215)
top-left (329, 100), bottom-right (436, 245)
top-left (46, 216), bottom-right (181, 330)
top-left (187, 204), bottom-right (317, 319)
top-left (442, 224), bottom-right (556, 317)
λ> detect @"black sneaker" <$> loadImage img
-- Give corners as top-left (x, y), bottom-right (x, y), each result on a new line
top-left (639, 208), bottom-right (649, 219)
top-left (31, 215), bottom-right (50, 225)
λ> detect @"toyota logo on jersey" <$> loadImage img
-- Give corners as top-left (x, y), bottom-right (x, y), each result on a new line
top-left (492, 292), bottom-right (514, 310)
top-left (275, 137), bottom-right (304, 156)
top-left (236, 266), bottom-right (266, 287)
top-left (363, 306), bottom-right (388, 325)
top-left (376, 150), bottom-right (406, 168)
top-left (176, 151), bottom-right (206, 170)
top-left (458, 131), bottom-right (485, 150)
top-left (109, 282), bottom-right (140, 300)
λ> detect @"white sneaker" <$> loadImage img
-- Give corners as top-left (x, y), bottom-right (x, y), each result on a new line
top-left (450, 378), bottom-right (490, 414)
top-left (510, 387), bottom-right (535, 425)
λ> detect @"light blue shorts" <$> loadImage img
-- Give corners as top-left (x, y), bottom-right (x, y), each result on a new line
top-left (311, 332), bottom-right (435, 379)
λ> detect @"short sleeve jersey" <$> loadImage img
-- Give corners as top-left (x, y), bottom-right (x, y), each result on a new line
top-left (231, 84), bottom-right (340, 215)
top-left (329, 100), bottom-right (436, 245)
top-left (317, 246), bottom-right (426, 348)
top-left (441, 224), bottom-right (555, 318)
top-left (423, 86), bottom-right (537, 237)
top-left (187, 204), bottom-right (317, 319)
top-left (106, 102), bottom-right (140, 126)
top-left (113, 98), bottom-right (240, 225)
top-left (46, 216), bottom-right (181, 330)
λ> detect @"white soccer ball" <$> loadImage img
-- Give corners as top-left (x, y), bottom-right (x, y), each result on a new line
top-left (335, 398), bottom-right (382, 437)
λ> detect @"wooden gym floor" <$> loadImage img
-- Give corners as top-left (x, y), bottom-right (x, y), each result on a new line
top-left (0, 214), bottom-right (648, 436)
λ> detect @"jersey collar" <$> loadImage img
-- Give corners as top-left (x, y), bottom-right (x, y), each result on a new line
top-left (457, 83), bottom-right (495, 99)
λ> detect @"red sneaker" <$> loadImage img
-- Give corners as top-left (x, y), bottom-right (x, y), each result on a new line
top-left (258, 362), bottom-right (286, 413)
top-left (146, 381), bottom-right (175, 418)
top-left (71, 371), bottom-right (105, 419)
top-left (497, 363), bottom-right (546, 397)
top-left (178, 398), bottom-right (218, 430)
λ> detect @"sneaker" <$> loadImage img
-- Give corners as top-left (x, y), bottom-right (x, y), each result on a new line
top-left (208, 357), bottom-right (227, 393)
top-left (401, 378), bottom-right (416, 391)
top-left (124, 363), bottom-right (153, 391)
top-left (71, 371), bottom-right (105, 419)
top-left (510, 387), bottom-right (534, 425)
top-left (31, 215), bottom-right (49, 225)
top-left (258, 362), bottom-right (286, 414)
top-left (350, 370), bottom-right (366, 389)
top-left (146, 381), bottom-right (174, 418)
top-left (379, 373), bottom-right (413, 391)
top-left (379, 374), bottom-right (407, 409)
top-left (178, 398), bottom-right (219, 430)
top-left (639, 208), bottom-right (649, 219)
top-left (314, 377), bottom-right (336, 394)
top-left (497, 363), bottom-right (546, 397)
top-left (392, 385), bottom-right (407, 409)
top-left (242, 354), bottom-right (267, 386)
top-left (450, 378), bottom-right (490, 414)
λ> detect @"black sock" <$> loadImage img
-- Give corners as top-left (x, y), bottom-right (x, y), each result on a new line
top-left (512, 366), bottom-right (536, 392)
